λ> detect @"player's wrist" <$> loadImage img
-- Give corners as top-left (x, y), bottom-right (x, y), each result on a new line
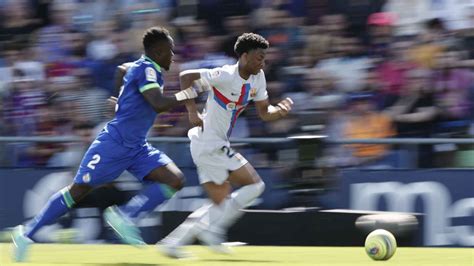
top-left (175, 87), bottom-right (198, 101)
top-left (269, 105), bottom-right (283, 119)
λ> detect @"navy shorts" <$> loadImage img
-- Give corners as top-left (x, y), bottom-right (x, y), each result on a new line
top-left (73, 132), bottom-right (172, 186)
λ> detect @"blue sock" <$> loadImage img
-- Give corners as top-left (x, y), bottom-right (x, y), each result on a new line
top-left (119, 183), bottom-right (175, 220)
top-left (25, 187), bottom-right (75, 239)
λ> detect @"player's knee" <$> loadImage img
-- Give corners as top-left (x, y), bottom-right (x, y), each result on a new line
top-left (169, 174), bottom-right (186, 191)
top-left (253, 180), bottom-right (265, 196)
top-left (234, 180), bottom-right (265, 207)
top-left (247, 180), bottom-right (265, 199)
top-left (69, 183), bottom-right (93, 203)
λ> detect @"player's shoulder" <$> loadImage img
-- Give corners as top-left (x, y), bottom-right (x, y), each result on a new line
top-left (220, 63), bottom-right (238, 73)
top-left (134, 58), bottom-right (156, 72)
top-left (256, 69), bottom-right (265, 77)
top-left (204, 64), bottom-right (236, 82)
top-left (217, 63), bottom-right (238, 76)
top-left (132, 58), bottom-right (162, 79)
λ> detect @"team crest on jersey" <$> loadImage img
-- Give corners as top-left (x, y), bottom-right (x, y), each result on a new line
top-left (226, 102), bottom-right (236, 111)
top-left (145, 67), bottom-right (157, 82)
top-left (210, 69), bottom-right (221, 79)
top-left (250, 88), bottom-right (257, 97)
top-left (82, 173), bottom-right (91, 183)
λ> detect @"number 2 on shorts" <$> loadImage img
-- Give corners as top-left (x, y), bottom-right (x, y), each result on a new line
top-left (221, 146), bottom-right (235, 158)
top-left (87, 154), bottom-right (101, 170)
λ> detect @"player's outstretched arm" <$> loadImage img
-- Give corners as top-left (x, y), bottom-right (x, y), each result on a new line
top-left (179, 70), bottom-right (211, 127)
top-left (139, 71), bottom-right (207, 114)
top-left (142, 86), bottom-right (194, 113)
top-left (255, 97), bottom-right (294, 122)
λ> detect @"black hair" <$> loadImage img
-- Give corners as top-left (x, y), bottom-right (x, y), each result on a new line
top-left (142, 26), bottom-right (171, 52)
top-left (426, 18), bottom-right (445, 31)
top-left (234, 33), bottom-right (269, 57)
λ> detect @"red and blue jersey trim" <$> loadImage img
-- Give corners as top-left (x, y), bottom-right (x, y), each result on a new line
top-left (213, 87), bottom-right (231, 109)
top-left (212, 84), bottom-right (251, 138)
top-left (237, 83), bottom-right (251, 106)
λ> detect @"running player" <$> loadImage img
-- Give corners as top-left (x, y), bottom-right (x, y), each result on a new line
top-left (159, 33), bottom-right (294, 257)
top-left (11, 26), bottom-right (203, 262)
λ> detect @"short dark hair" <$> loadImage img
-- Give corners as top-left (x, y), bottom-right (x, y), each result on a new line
top-left (142, 26), bottom-right (171, 52)
top-left (234, 33), bottom-right (269, 57)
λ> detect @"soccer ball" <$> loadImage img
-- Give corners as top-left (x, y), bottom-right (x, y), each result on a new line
top-left (364, 229), bottom-right (397, 260)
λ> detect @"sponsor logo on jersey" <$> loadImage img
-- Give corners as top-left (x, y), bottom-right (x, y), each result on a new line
top-left (211, 69), bottom-right (221, 79)
top-left (250, 88), bottom-right (257, 97)
top-left (82, 173), bottom-right (91, 183)
top-left (226, 102), bottom-right (236, 111)
top-left (145, 67), bottom-right (157, 82)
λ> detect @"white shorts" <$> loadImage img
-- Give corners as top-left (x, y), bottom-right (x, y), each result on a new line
top-left (189, 129), bottom-right (248, 185)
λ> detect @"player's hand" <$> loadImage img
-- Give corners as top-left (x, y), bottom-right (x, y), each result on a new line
top-left (108, 96), bottom-right (118, 104)
top-left (188, 111), bottom-right (203, 127)
top-left (276, 97), bottom-right (294, 117)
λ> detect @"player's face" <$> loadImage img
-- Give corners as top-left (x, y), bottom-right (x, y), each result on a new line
top-left (245, 48), bottom-right (266, 75)
top-left (155, 37), bottom-right (175, 71)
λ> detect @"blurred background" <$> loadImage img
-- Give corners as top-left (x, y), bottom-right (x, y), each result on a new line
top-left (0, 0), bottom-right (473, 248)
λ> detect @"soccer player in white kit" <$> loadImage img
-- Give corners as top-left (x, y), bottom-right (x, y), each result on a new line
top-left (159, 33), bottom-right (294, 258)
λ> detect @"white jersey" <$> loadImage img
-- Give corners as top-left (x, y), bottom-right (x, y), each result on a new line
top-left (189, 63), bottom-right (268, 144)
top-left (187, 63), bottom-right (268, 184)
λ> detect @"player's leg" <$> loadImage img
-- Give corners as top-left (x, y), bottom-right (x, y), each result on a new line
top-left (159, 148), bottom-right (250, 255)
top-left (118, 161), bottom-right (185, 220)
top-left (192, 147), bottom-right (265, 241)
top-left (159, 177), bottom-right (257, 257)
top-left (212, 162), bottom-right (265, 231)
top-left (158, 152), bottom-right (233, 258)
top-left (188, 163), bottom-right (264, 245)
top-left (23, 183), bottom-right (93, 239)
top-left (12, 183), bottom-right (93, 262)
top-left (159, 144), bottom-right (264, 257)
top-left (12, 135), bottom-right (129, 261)
top-left (158, 181), bottom-right (231, 253)
top-left (105, 143), bottom-right (185, 245)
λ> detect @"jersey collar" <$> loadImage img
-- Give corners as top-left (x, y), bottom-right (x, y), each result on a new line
top-left (143, 55), bottom-right (162, 73)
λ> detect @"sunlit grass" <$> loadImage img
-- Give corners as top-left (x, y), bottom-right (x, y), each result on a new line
top-left (0, 243), bottom-right (472, 266)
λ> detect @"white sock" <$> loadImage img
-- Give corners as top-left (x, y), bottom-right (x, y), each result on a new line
top-left (162, 181), bottom-right (265, 245)
top-left (231, 180), bottom-right (266, 208)
top-left (161, 204), bottom-right (211, 246)
top-left (212, 180), bottom-right (265, 231)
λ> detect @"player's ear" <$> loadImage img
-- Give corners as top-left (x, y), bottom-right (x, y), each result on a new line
top-left (241, 52), bottom-right (248, 64)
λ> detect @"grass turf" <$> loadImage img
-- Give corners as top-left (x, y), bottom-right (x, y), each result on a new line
top-left (0, 243), bottom-right (472, 266)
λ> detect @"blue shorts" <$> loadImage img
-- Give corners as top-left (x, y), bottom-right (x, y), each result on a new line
top-left (73, 132), bottom-right (172, 186)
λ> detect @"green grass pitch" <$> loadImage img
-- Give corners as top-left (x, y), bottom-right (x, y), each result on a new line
top-left (0, 244), bottom-right (472, 266)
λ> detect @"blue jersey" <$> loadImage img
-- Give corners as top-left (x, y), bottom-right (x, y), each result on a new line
top-left (106, 55), bottom-right (164, 148)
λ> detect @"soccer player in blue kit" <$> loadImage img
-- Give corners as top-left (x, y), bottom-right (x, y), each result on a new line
top-left (11, 26), bottom-right (202, 262)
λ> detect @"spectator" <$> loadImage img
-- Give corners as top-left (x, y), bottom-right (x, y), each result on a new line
top-left (375, 40), bottom-right (417, 107)
top-left (343, 93), bottom-right (396, 168)
top-left (0, 1), bottom-right (40, 43)
top-left (367, 12), bottom-right (396, 57)
top-left (386, 68), bottom-right (438, 168)
top-left (408, 20), bottom-right (447, 69)
top-left (317, 37), bottom-right (373, 92)
top-left (3, 69), bottom-right (47, 136)
top-left (433, 48), bottom-right (473, 130)
top-left (36, 1), bottom-right (77, 63)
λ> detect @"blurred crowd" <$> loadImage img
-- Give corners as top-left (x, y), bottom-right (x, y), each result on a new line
top-left (1, 0), bottom-right (474, 169)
